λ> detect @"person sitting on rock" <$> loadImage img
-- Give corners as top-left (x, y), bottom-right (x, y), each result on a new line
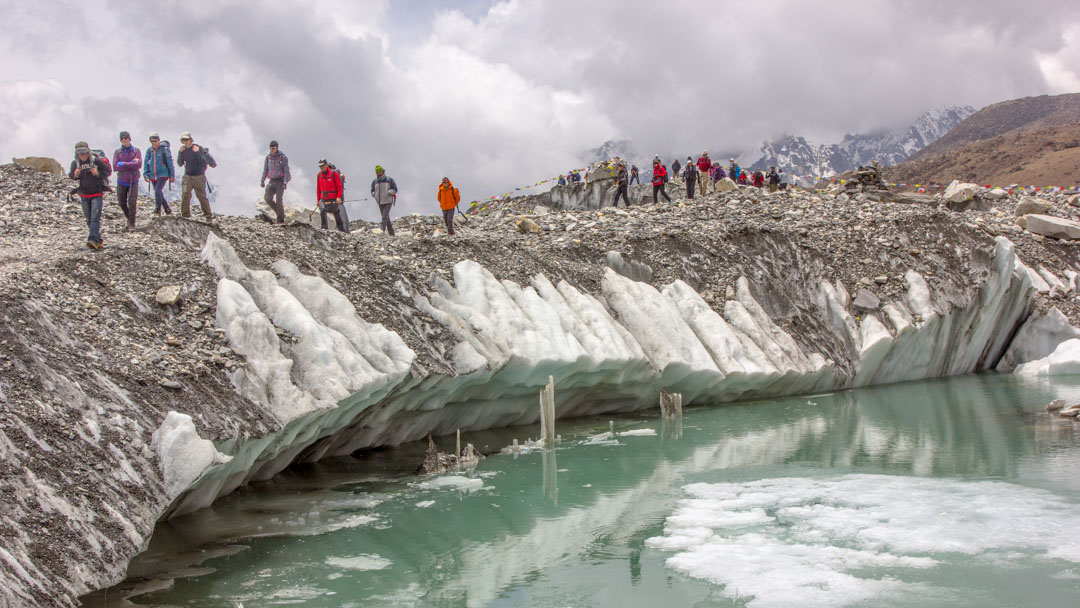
top-left (651, 159), bottom-right (672, 204)
top-left (682, 156), bottom-right (698, 199)
top-left (558, 174), bottom-right (566, 186)
top-left (69, 141), bottom-right (112, 249)
top-left (371, 164), bottom-right (398, 236)
top-left (437, 177), bottom-right (460, 236)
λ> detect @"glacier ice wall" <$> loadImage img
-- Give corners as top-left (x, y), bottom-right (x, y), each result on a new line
top-left (162, 234), bottom-right (1040, 516)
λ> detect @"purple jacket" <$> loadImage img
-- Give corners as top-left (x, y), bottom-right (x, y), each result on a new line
top-left (112, 145), bottom-right (143, 186)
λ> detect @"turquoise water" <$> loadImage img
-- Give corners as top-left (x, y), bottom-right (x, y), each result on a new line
top-left (86, 374), bottom-right (1080, 607)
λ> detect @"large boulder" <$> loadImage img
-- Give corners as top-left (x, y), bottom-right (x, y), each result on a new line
top-left (1015, 196), bottom-right (1049, 216)
top-left (13, 156), bottom-right (63, 175)
top-left (943, 180), bottom-right (978, 204)
top-left (984, 187), bottom-right (1008, 201)
top-left (1023, 214), bottom-right (1080, 240)
top-left (716, 177), bottom-right (737, 192)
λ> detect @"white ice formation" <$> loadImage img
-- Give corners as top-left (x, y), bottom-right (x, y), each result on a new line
top-left (155, 233), bottom-right (1077, 516)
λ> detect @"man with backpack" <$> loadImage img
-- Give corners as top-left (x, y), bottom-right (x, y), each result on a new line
top-left (630, 165), bottom-right (639, 185)
top-left (437, 177), bottom-right (461, 236)
top-left (69, 141), bottom-right (112, 249)
top-left (613, 161), bottom-right (630, 207)
top-left (316, 159), bottom-right (349, 233)
top-left (651, 158), bottom-right (671, 204)
top-left (371, 165), bottom-right (398, 237)
top-left (696, 151), bottom-right (712, 194)
top-left (728, 158), bottom-right (741, 183)
top-left (767, 166), bottom-right (783, 192)
top-left (260, 140), bottom-right (291, 224)
top-left (111, 131), bottom-right (142, 230)
top-left (143, 133), bottom-right (174, 215)
top-left (682, 156), bottom-right (698, 199)
top-left (671, 158), bottom-right (681, 182)
top-left (176, 131), bottom-right (216, 220)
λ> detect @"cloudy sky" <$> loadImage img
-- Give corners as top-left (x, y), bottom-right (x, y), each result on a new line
top-left (1, 0), bottom-right (1078, 220)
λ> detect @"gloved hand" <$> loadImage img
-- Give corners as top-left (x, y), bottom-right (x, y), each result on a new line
top-left (117, 162), bottom-right (126, 168)
top-left (261, 181), bottom-right (265, 188)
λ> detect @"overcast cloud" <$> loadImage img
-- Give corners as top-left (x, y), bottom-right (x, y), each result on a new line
top-left (1, 0), bottom-right (1078, 220)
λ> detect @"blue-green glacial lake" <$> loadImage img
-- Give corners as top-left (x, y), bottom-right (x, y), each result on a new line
top-left (85, 374), bottom-right (1080, 608)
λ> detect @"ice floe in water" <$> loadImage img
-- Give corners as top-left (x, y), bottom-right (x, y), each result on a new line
top-left (415, 500), bottom-right (436, 508)
top-left (647, 474), bottom-right (1080, 608)
top-left (617, 428), bottom-right (657, 437)
top-left (325, 554), bottom-right (392, 571)
top-left (414, 475), bottom-right (484, 492)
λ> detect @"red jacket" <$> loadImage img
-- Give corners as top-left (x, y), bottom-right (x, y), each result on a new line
top-left (651, 164), bottom-right (667, 186)
top-left (316, 168), bottom-right (343, 202)
top-left (696, 156), bottom-right (711, 172)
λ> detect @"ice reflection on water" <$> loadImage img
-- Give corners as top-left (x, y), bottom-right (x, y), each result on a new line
top-left (84, 374), bottom-right (1080, 607)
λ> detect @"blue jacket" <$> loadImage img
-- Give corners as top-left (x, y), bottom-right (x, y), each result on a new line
top-left (143, 144), bottom-right (175, 181)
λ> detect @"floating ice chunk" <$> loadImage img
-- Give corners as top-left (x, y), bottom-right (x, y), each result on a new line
top-left (414, 500), bottom-right (436, 508)
top-left (581, 431), bottom-right (620, 446)
top-left (617, 429), bottom-right (657, 437)
top-left (648, 475), bottom-right (1080, 607)
top-left (415, 475), bottom-right (484, 492)
top-left (325, 555), bottom-right (392, 571)
top-left (1014, 338), bottom-right (1080, 376)
top-left (150, 411), bottom-right (231, 497)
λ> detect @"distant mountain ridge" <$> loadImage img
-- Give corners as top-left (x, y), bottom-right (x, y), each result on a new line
top-left (746, 106), bottom-right (975, 185)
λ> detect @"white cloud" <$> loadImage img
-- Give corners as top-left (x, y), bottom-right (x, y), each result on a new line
top-left (0, 0), bottom-right (1078, 219)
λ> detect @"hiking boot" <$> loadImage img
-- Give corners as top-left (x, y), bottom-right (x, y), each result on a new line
top-left (86, 240), bottom-right (95, 249)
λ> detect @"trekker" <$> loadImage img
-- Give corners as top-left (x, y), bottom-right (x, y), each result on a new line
top-left (261, 140), bottom-right (291, 223)
top-left (728, 158), bottom-right (741, 183)
top-left (630, 165), bottom-right (639, 185)
top-left (651, 159), bottom-right (671, 204)
top-left (176, 131), bottom-right (216, 219)
top-left (696, 151), bottom-right (712, 194)
top-left (558, 175), bottom-right (566, 186)
top-left (143, 133), bottom-right (174, 215)
top-left (614, 162), bottom-right (630, 207)
top-left (712, 162), bottom-right (725, 184)
top-left (112, 131), bottom-right (142, 230)
top-left (752, 170), bottom-right (765, 188)
top-left (371, 165), bottom-right (398, 236)
top-left (437, 177), bottom-right (461, 235)
top-left (767, 166), bottom-right (782, 192)
top-left (672, 158), bottom-right (681, 181)
top-left (738, 171), bottom-right (748, 186)
top-left (682, 157), bottom-right (697, 199)
top-left (69, 141), bottom-right (112, 249)
top-left (316, 159), bottom-right (349, 233)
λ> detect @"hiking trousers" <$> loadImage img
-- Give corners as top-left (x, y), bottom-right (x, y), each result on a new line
top-left (80, 195), bottom-right (103, 245)
top-left (685, 180), bottom-right (695, 200)
top-left (698, 169), bottom-right (710, 193)
top-left (614, 184), bottom-right (630, 207)
top-left (116, 183), bottom-right (138, 225)
top-left (181, 174), bottom-right (212, 219)
top-left (319, 202), bottom-right (350, 233)
top-left (379, 203), bottom-right (395, 236)
top-left (652, 184), bottom-right (671, 204)
top-left (265, 178), bottom-right (286, 223)
top-left (443, 208), bottom-right (456, 235)
top-left (151, 179), bottom-right (172, 214)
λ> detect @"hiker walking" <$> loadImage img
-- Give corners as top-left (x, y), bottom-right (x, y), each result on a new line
top-left (671, 158), bottom-right (681, 182)
top-left (613, 161), bottom-right (630, 207)
top-left (712, 162), bottom-right (725, 184)
top-left (143, 133), bottom-right (174, 215)
top-left (728, 158), bottom-right (741, 183)
top-left (437, 177), bottom-right (461, 235)
top-left (69, 141), bottom-right (112, 249)
top-left (316, 159), bottom-right (349, 233)
top-left (260, 140), bottom-right (291, 223)
top-left (630, 165), bottom-right (639, 185)
top-left (696, 151), bottom-right (712, 194)
top-left (371, 165), bottom-right (398, 236)
top-left (176, 131), bottom-right (215, 219)
top-left (767, 166), bottom-right (783, 192)
top-left (682, 157), bottom-right (698, 199)
top-left (112, 131), bottom-right (142, 230)
top-left (651, 159), bottom-right (671, 204)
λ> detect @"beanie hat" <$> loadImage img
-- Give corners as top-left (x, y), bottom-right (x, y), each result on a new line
top-left (75, 141), bottom-right (90, 154)
top-left (375, 165), bottom-right (384, 173)
top-left (180, 131), bottom-right (192, 141)
top-left (148, 132), bottom-right (160, 140)
top-left (269, 140), bottom-right (278, 148)
top-left (119, 131), bottom-right (131, 140)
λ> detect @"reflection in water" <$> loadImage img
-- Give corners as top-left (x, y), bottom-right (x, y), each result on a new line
top-left (86, 374), bottom-right (1080, 608)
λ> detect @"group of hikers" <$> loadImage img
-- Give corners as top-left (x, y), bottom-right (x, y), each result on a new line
top-left (67, 133), bottom-right (464, 248)
top-left (607, 152), bottom-right (784, 206)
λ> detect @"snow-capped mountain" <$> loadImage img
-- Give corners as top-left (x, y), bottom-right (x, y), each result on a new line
top-left (748, 106), bottom-right (975, 185)
top-left (581, 139), bottom-right (639, 166)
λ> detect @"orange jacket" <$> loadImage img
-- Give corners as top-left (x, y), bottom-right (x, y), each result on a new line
top-left (438, 180), bottom-right (460, 210)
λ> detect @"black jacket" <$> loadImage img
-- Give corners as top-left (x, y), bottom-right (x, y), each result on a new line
top-left (68, 157), bottom-right (112, 197)
top-left (177, 145), bottom-right (216, 176)
top-left (617, 168), bottom-right (628, 186)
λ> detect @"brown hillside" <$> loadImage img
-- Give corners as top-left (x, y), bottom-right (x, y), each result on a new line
top-left (885, 123), bottom-right (1080, 188)
top-left (906, 93), bottom-right (1080, 163)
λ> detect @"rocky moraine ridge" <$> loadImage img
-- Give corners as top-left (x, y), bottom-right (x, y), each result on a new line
top-left (3, 163), bottom-right (1080, 606)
